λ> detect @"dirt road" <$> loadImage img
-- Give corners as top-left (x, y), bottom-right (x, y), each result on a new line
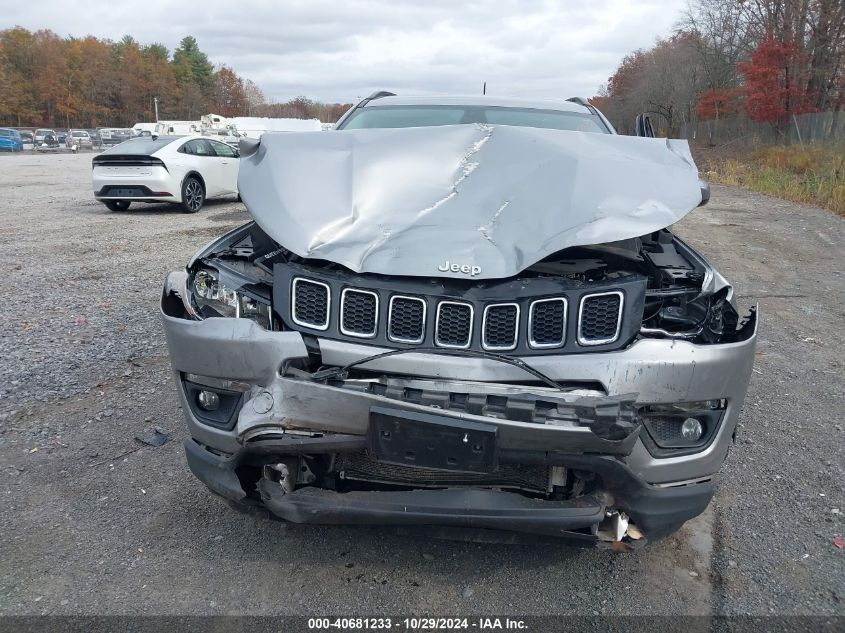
top-left (0, 153), bottom-right (842, 617)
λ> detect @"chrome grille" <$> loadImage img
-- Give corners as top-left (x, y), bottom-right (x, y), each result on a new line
top-left (388, 295), bottom-right (426, 343)
top-left (340, 288), bottom-right (378, 338)
top-left (435, 301), bottom-right (473, 348)
top-left (578, 291), bottom-right (623, 345)
top-left (282, 274), bottom-right (636, 354)
top-left (482, 303), bottom-right (519, 351)
top-left (528, 298), bottom-right (567, 348)
top-left (291, 278), bottom-right (330, 330)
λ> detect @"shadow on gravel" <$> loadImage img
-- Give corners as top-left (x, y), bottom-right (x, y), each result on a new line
top-left (83, 198), bottom-right (241, 217)
top-left (163, 490), bottom-right (590, 569)
top-left (207, 209), bottom-right (250, 223)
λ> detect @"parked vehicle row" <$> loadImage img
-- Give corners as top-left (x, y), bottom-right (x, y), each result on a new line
top-left (0, 128), bottom-right (24, 151)
top-left (1, 127), bottom-right (138, 151)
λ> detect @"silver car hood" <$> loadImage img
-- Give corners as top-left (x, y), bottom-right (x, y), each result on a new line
top-left (239, 124), bottom-right (703, 280)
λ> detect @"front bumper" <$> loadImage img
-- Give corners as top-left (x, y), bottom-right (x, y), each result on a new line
top-left (162, 270), bottom-right (757, 539)
top-left (184, 436), bottom-right (714, 542)
top-left (163, 311), bottom-right (757, 484)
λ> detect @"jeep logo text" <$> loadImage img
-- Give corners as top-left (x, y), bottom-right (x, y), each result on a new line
top-left (437, 260), bottom-right (482, 276)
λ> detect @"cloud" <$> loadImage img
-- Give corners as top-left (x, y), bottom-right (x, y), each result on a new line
top-left (6, 0), bottom-right (685, 102)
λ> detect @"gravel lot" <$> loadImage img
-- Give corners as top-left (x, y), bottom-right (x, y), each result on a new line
top-left (0, 152), bottom-right (842, 618)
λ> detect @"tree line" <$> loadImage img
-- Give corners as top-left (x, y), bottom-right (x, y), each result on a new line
top-left (594, 0), bottom-right (845, 138)
top-left (0, 28), bottom-right (351, 128)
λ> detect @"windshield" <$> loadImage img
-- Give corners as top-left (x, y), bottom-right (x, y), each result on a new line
top-left (0, 129), bottom-right (18, 137)
top-left (339, 105), bottom-right (609, 133)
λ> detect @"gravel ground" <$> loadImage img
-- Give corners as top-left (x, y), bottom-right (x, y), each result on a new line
top-left (0, 152), bottom-right (842, 618)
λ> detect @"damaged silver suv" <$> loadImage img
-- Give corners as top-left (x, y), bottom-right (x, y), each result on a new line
top-left (161, 93), bottom-right (757, 547)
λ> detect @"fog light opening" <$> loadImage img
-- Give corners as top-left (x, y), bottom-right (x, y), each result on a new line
top-left (197, 390), bottom-right (221, 411)
top-left (681, 417), bottom-right (703, 442)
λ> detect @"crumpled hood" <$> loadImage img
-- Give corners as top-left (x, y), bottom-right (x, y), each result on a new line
top-left (238, 124), bottom-right (703, 280)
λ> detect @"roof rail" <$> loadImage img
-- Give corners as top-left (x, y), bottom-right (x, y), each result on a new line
top-left (566, 96), bottom-right (591, 107)
top-left (334, 91), bottom-right (396, 129)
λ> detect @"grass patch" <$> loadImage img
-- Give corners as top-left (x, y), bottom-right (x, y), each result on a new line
top-left (697, 144), bottom-right (845, 216)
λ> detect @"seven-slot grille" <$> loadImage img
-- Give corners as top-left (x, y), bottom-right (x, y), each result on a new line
top-left (578, 291), bottom-right (623, 345)
top-left (289, 277), bottom-right (627, 351)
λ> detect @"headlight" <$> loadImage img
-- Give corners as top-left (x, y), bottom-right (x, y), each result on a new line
top-left (191, 268), bottom-right (272, 329)
top-left (642, 286), bottom-right (738, 343)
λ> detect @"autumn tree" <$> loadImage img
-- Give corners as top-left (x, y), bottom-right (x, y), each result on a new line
top-left (695, 87), bottom-right (742, 120)
top-left (0, 27), bottom-right (350, 127)
top-left (242, 79), bottom-right (266, 116)
top-left (213, 66), bottom-right (247, 117)
top-left (0, 29), bottom-right (40, 124)
top-left (598, 0), bottom-right (844, 142)
top-left (739, 35), bottom-right (815, 131)
top-left (598, 33), bottom-right (706, 136)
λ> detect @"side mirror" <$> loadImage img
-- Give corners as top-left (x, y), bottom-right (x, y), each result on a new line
top-left (698, 179), bottom-right (711, 207)
top-left (635, 114), bottom-right (655, 138)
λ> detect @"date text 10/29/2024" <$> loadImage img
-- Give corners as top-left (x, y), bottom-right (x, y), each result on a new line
top-left (308, 618), bottom-right (529, 631)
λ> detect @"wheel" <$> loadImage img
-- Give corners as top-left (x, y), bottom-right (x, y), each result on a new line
top-left (181, 176), bottom-right (205, 213)
top-left (104, 200), bottom-right (131, 212)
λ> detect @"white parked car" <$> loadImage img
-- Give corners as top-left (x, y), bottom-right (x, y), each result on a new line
top-left (92, 135), bottom-right (240, 213)
top-left (68, 129), bottom-right (93, 149)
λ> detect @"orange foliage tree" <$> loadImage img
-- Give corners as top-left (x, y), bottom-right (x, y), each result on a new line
top-left (738, 35), bottom-right (816, 130)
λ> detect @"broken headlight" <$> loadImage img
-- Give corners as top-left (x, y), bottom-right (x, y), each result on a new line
top-left (642, 286), bottom-right (739, 343)
top-left (639, 400), bottom-right (726, 455)
top-left (191, 268), bottom-right (272, 329)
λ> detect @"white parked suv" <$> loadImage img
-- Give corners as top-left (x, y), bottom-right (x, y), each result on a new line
top-left (68, 129), bottom-right (93, 149)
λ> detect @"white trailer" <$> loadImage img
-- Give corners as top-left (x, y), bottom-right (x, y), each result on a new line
top-left (154, 121), bottom-right (201, 136)
top-left (132, 122), bottom-right (157, 136)
top-left (200, 113), bottom-right (322, 140)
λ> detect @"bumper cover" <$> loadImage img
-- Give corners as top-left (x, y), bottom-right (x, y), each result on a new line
top-left (162, 271), bottom-right (757, 485)
top-left (185, 437), bottom-right (714, 541)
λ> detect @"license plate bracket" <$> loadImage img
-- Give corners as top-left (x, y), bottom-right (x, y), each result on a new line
top-left (368, 406), bottom-right (498, 473)
top-left (109, 187), bottom-right (143, 197)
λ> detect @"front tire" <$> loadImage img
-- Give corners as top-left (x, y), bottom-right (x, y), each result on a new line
top-left (182, 176), bottom-right (205, 213)
top-left (104, 200), bottom-right (131, 212)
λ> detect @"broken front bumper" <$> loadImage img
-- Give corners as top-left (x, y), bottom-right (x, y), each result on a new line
top-left (183, 435), bottom-right (714, 541)
top-left (162, 273), bottom-right (756, 540)
top-left (162, 309), bottom-right (757, 484)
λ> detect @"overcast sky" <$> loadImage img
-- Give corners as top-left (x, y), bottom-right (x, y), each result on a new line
top-left (7, 0), bottom-right (686, 103)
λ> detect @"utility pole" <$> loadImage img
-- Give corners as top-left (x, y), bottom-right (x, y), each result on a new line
top-left (483, 82), bottom-right (486, 95)
top-left (154, 97), bottom-right (160, 122)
